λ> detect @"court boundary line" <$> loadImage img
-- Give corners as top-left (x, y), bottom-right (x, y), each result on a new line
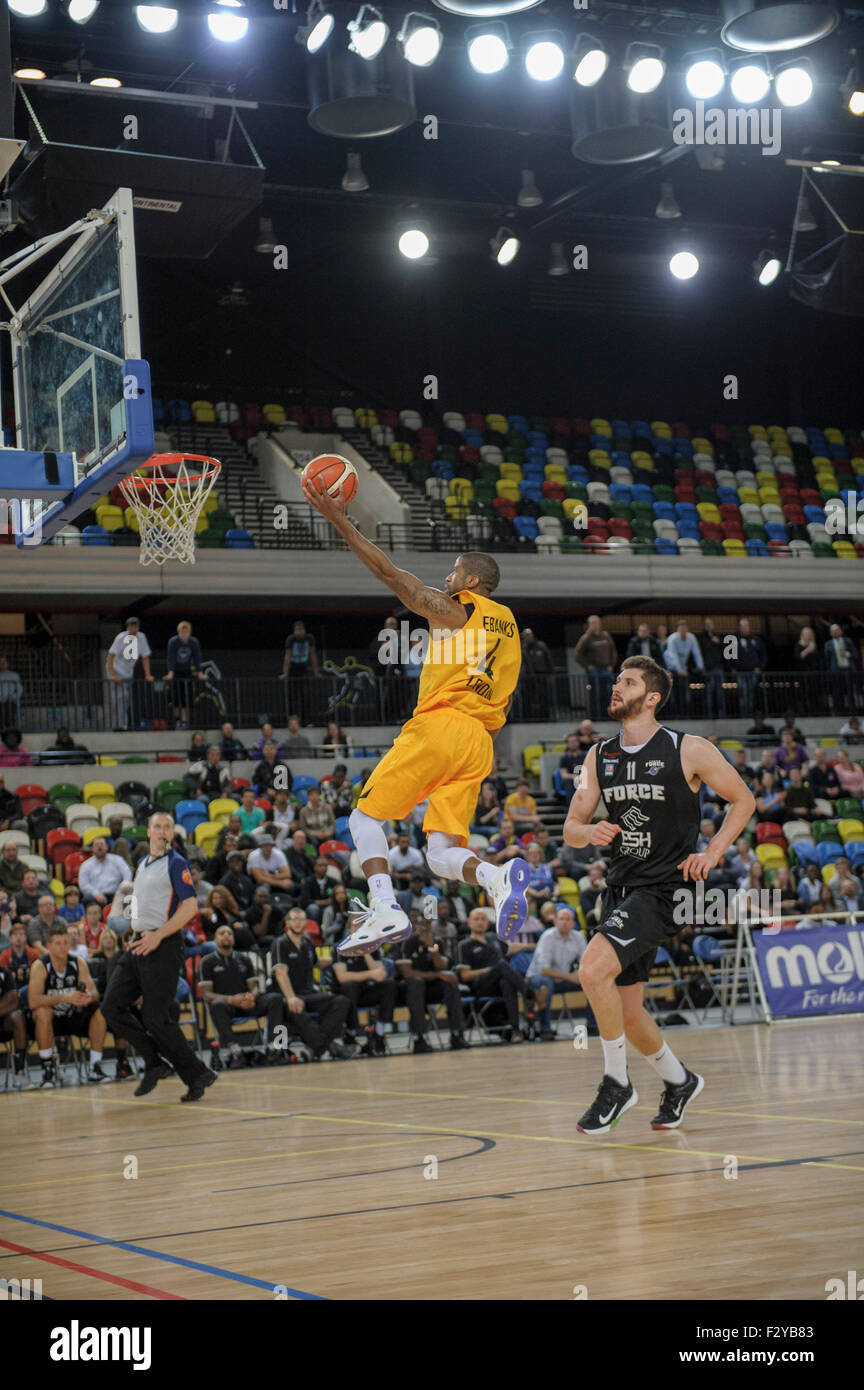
top-left (0, 1236), bottom-right (185, 1300)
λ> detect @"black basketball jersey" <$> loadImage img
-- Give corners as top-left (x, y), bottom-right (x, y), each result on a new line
top-left (596, 726), bottom-right (700, 887)
top-left (41, 953), bottom-right (80, 1015)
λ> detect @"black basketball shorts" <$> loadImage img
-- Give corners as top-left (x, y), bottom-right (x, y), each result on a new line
top-left (597, 883), bottom-right (694, 986)
top-left (51, 1003), bottom-right (99, 1037)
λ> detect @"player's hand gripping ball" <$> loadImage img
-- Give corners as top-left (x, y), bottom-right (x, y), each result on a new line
top-left (303, 454), bottom-right (358, 502)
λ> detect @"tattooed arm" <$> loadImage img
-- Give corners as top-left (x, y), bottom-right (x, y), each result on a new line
top-left (302, 476), bottom-right (468, 630)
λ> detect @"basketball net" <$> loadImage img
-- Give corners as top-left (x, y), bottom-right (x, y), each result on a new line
top-left (119, 453), bottom-right (221, 566)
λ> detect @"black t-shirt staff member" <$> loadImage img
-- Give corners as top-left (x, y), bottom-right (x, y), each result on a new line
top-left (101, 812), bottom-right (216, 1103)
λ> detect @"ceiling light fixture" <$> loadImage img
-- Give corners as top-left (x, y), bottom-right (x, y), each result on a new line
top-left (397, 13), bottom-right (443, 66)
top-left (348, 6), bottom-right (390, 60)
top-left (135, 6), bottom-right (179, 33)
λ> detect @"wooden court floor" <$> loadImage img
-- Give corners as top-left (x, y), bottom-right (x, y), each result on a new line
top-left (1, 1017), bottom-right (862, 1302)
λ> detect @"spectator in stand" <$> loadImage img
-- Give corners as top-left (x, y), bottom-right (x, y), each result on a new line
top-left (827, 856), bottom-right (862, 904)
top-left (487, 816), bottom-right (526, 865)
top-left (0, 898), bottom-right (10, 951)
top-left (388, 831), bottom-right (425, 890)
top-left (200, 925), bottom-right (287, 1068)
top-left (774, 729), bottom-right (809, 777)
top-left (16, 870), bottom-right (44, 925)
top-left (824, 622), bottom-right (859, 678)
top-left (774, 865), bottom-right (801, 918)
top-left (106, 616), bottom-right (153, 732)
top-left (485, 756), bottom-right (508, 807)
top-left (0, 729), bottom-right (31, 767)
top-left (78, 837), bottom-right (129, 909)
top-left (626, 622), bottom-right (664, 665)
top-left (321, 883), bottom-right (354, 945)
top-left (46, 727), bottom-right (93, 761)
top-left (191, 863), bottom-right (213, 907)
top-left (754, 769), bottom-right (788, 825)
top-left (270, 787), bottom-right (297, 840)
top-left (395, 872), bottom-right (428, 918)
top-left (745, 712), bottom-right (777, 745)
top-left (526, 907), bottom-right (586, 1040)
top-left (574, 615), bottom-right (617, 719)
top-left (433, 897), bottom-right (460, 950)
top-left (795, 883), bottom-right (841, 930)
top-left (738, 860), bottom-right (766, 897)
top-left (247, 836), bottom-right (293, 894)
top-left (0, 656), bottom-right (23, 729)
top-left (284, 714), bottom-right (311, 756)
top-left (524, 841), bottom-right (555, 914)
top-left (797, 861), bottom-right (825, 911)
top-left (321, 720), bottom-right (352, 759)
top-left (504, 780), bottom-right (542, 836)
top-left (736, 618), bottom-right (767, 717)
top-left (66, 921), bottom-right (88, 961)
top-left (281, 620), bottom-right (321, 685)
top-left (29, 923), bottom-right (108, 1087)
top-left (397, 920), bottom-right (467, 1053)
top-left (241, 884), bottom-right (279, 954)
top-left (0, 959), bottom-right (27, 1085)
top-left (0, 774), bottom-right (25, 832)
top-left (556, 723), bottom-right (598, 803)
top-left (219, 852), bottom-right (256, 911)
top-left (164, 620), bottom-right (207, 729)
top-left (251, 722), bottom-right (288, 762)
top-left (835, 876), bottom-right (864, 917)
top-left (218, 721), bottom-right (248, 762)
top-left (237, 788), bottom-right (266, 836)
top-left (783, 766), bottom-right (817, 822)
top-left (202, 884), bottom-right (244, 939)
top-left (663, 619), bottom-right (704, 715)
top-left (794, 625), bottom-right (820, 677)
top-left (455, 908), bottom-right (528, 1042)
top-left (0, 841), bottom-right (26, 896)
top-left (520, 628), bottom-right (554, 717)
top-left (809, 746), bottom-right (841, 805)
top-left (298, 785), bottom-right (335, 847)
top-left (835, 749), bottom-right (864, 796)
top-left (285, 830), bottom-right (314, 893)
top-left (58, 884), bottom-right (84, 925)
top-left (332, 947), bottom-right (397, 1054)
top-left (185, 745), bottom-right (233, 803)
top-left (0, 921), bottom-right (40, 996)
top-left (727, 835), bottom-right (758, 881)
top-left (730, 748), bottom-right (757, 782)
top-left (698, 617), bottom-right (727, 720)
top-left (252, 741), bottom-right (292, 797)
top-left (321, 763), bottom-right (355, 818)
top-left (470, 780), bottom-right (502, 836)
top-left (533, 825), bottom-right (561, 873)
top-left (780, 712), bottom-right (807, 744)
top-left (269, 906), bottom-right (351, 1060)
top-left (81, 900), bottom-right (106, 951)
top-left (840, 715), bottom-right (864, 744)
top-left (104, 816), bottom-right (132, 867)
top-left (301, 856), bottom-right (340, 924)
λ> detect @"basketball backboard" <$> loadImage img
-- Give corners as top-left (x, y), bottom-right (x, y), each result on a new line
top-left (0, 186), bottom-right (153, 546)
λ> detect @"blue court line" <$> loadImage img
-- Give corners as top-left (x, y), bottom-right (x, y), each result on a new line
top-left (0, 1208), bottom-right (326, 1301)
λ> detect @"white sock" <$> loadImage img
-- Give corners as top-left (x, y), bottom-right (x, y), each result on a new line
top-left (475, 861), bottom-right (497, 891)
top-left (90, 1051), bottom-right (102, 1064)
top-left (601, 1033), bottom-right (629, 1087)
top-left (374, 1021), bottom-right (385, 1035)
top-left (39, 1049), bottom-right (52, 1060)
top-left (646, 1043), bottom-right (687, 1086)
top-left (368, 872), bottom-right (395, 902)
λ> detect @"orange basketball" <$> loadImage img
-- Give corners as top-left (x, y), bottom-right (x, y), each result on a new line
top-left (304, 453), bottom-right (358, 502)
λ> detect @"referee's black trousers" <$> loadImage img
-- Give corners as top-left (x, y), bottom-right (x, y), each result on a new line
top-left (102, 931), bottom-right (207, 1085)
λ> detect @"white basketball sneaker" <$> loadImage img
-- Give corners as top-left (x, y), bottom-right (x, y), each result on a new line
top-left (336, 897), bottom-right (413, 956)
top-left (486, 857), bottom-right (531, 941)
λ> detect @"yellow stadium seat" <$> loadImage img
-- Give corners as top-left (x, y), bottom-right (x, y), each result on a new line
top-left (755, 843), bottom-right (787, 867)
top-left (95, 505), bottom-right (124, 532)
top-left (96, 756), bottom-right (118, 766)
top-left (556, 875), bottom-right (580, 909)
top-left (445, 496), bottom-right (469, 520)
top-left (82, 825), bottom-right (110, 847)
top-left (697, 502), bottom-right (721, 522)
top-left (589, 418), bottom-right (612, 434)
top-left (821, 864), bottom-right (837, 884)
top-left (194, 821), bottom-right (222, 852)
top-left (522, 743), bottom-right (543, 776)
top-left (758, 487), bottom-right (782, 506)
top-left (208, 796), bottom-right (239, 826)
top-left (123, 507), bottom-right (140, 533)
top-left (738, 488), bottom-right (759, 506)
top-left (834, 542), bottom-right (857, 558)
top-left (719, 739), bottom-right (744, 750)
top-left (691, 437), bottom-right (714, 454)
top-left (51, 877), bottom-right (66, 904)
top-left (496, 480), bottom-right (520, 501)
top-left (450, 477), bottom-right (474, 503)
top-left (838, 818), bottom-right (864, 842)
top-left (545, 465), bottom-right (567, 481)
top-left (747, 425), bottom-right (768, 439)
top-left (500, 463), bottom-right (523, 482)
top-left (563, 497), bottom-right (586, 520)
top-left (722, 539), bottom-right (746, 556)
top-left (83, 780), bottom-right (116, 809)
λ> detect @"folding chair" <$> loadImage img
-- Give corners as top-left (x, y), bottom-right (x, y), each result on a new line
top-left (642, 947), bottom-right (698, 1019)
top-left (691, 933), bottom-right (735, 1022)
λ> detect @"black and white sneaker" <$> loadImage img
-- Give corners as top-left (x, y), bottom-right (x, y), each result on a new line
top-left (576, 1074), bottom-right (638, 1135)
top-left (650, 1069), bottom-right (704, 1130)
top-left (87, 1062), bottom-right (110, 1084)
top-left (39, 1062), bottom-right (57, 1090)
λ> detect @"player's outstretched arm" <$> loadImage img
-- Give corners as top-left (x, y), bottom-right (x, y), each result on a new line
top-left (302, 477), bottom-right (467, 627)
top-left (678, 735), bottom-right (757, 881)
top-left (563, 746), bottom-right (621, 849)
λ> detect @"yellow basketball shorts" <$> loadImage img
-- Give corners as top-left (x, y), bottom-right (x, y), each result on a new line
top-left (356, 708), bottom-right (494, 847)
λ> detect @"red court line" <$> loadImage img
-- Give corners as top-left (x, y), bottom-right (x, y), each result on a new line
top-left (0, 1237), bottom-right (185, 1300)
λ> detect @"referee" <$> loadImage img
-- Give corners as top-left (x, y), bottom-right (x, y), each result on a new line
top-left (101, 812), bottom-right (216, 1103)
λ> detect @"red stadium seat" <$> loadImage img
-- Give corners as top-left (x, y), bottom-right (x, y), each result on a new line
top-left (46, 828), bottom-right (82, 867)
top-left (62, 850), bottom-right (89, 884)
top-left (254, 797), bottom-right (272, 813)
top-left (15, 783), bottom-right (48, 816)
top-left (232, 777), bottom-right (251, 792)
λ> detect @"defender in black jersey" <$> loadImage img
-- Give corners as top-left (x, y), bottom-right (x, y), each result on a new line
top-left (27, 923), bottom-right (109, 1087)
top-left (564, 655), bottom-right (755, 1134)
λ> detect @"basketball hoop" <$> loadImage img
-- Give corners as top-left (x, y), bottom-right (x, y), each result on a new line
top-left (119, 453), bottom-right (222, 566)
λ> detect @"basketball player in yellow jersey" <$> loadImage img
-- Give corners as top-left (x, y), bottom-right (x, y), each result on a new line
top-left (303, 474), bottom-right (530, 956)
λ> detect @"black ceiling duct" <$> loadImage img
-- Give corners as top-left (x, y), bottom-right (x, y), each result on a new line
top-left (11, 144), bottom-right (264, 259)
top-left (720, 0), bottom-right (840, 52)
top-left (306, 36), bottom-right (415, 138)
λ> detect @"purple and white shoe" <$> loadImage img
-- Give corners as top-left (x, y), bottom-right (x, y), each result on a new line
top-left (489, 857), bottom-right (530, 941)
top-left (336, 898), bottom-right (413, 957)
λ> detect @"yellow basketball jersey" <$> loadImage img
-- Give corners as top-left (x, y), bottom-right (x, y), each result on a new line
top-left (413, 589), bottom-right (521, 731)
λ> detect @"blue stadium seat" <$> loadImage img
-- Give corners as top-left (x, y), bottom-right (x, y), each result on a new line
top-left (654, 538), bottom-right (678, 554)
top-left (175, 799), bottom-right (209, 834)
top-left (745, 540), bottom-right (770, 555)
top-left (717, 487), bottom-right (739, 505)
top-left (653, 501), bottom-right (676, 521)
top-left (81, 525), bottom-right (111, 546)
top-left (632, 484), bottom-right (654, 504)
top-left (765, 523), bottom-right (789, 541)
top-left (816, 841), bottom-right (844, 866)
top-left (513, 516), bottom-right (539, 540)
top-left (610, 484), bottom-right (632, 503)
top-left (803, 505), bottom-right (827, 525)
top-left (566, 465), bottom-right (589, 484)
top-left (225, 529), bottom-right (254, 548)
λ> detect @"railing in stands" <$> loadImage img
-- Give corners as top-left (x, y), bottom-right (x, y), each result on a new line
top-left (2, 669), bottom-right (862, 736)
